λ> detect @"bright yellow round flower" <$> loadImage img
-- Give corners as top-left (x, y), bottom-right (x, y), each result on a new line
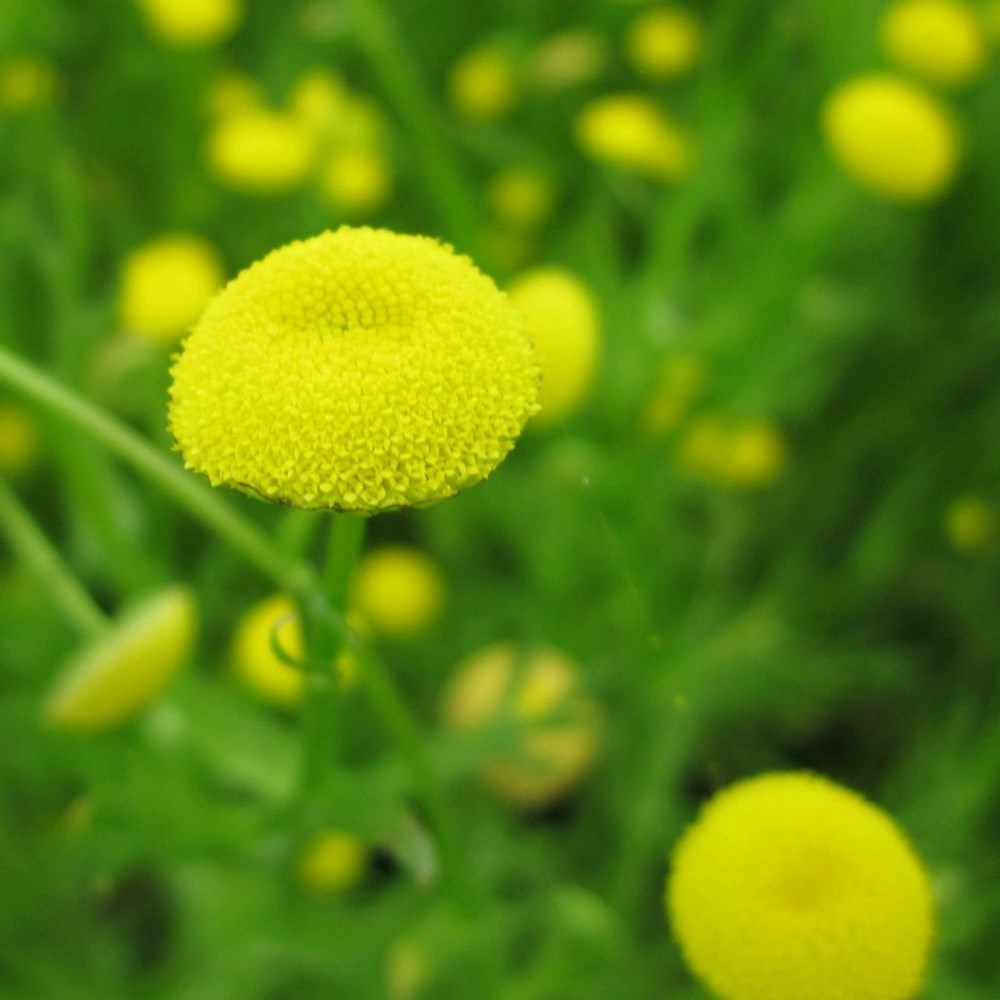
top-left (507, 267), bottom-right (601, 426)
top-left (626, 6), bottom-right (703, 80)
top-left (0, 402), bottom-right (42, 475)
top-left (576, 93), bottom-right (690, 182)
top-left (206, 109), bottom-right (317, 194)
top-left (448, 45), bottom-right (518, 120)
top-left (296, 829), bottom-right (368, 894)
top-left (441, 644), bottom-right (602, 808)
top-left (945, 495), bottom-right (997, 551)
top-left (351, 546), bottom-right (445, 638)
top-left (118, 234), bottom-right (225, 344)
top-left (880, 0), bottom-right (987, 87)
top-left (137, 0), bottom-right (243, 46)
top-left (319, 147), bottom-right (393, 215)
top-left (169, 227), bottom-right (540, 512)
top-left (822, 75), bottom-right (959, 202)
top-left (667, 772), bottom-right (934, 1000)
top-left (46, 586), bottom-right (196, 731)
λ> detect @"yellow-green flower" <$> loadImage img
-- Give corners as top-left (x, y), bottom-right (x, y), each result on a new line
top-left (296, 829), bottom-right (369, 894)
top-left (880, 0), bottom-right (987, 87)
top-left (507, 267), bottom-right (602, 426)
top-left (168, 227), bottom-right (540, 512)
top-left (625, 6), bottom-right (703, 80)
top-left (118, 234), bottom-right (225, 345)
top-left (945, 495), bottom-right (997, 551)
top-left (137, 0), bottom-right (243, 46)
top-left (448, 44), bottom-right (518, 120)
top-left (46, 586), bottom-right (196, 731)
top-left (667, 771), bottom-right (934, 1000)
top-left (487, 168), bottom-right (555, 229)
top-left (351, 546), bottom-right (445, 638)
top-left (319, 146), bottom-right (393, 216)
top-left (822, 74), bottom-right (959, 202)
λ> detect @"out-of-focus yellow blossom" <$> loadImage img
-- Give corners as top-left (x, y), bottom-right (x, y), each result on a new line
top-left (351, 546), bottom-right (445, 638)
top-left (231, 593), bottom-right (360, 708)
top-left (46, 586), bottom-right (196, 732)
top-left (487, 168), bottom-right (555, 229)
top-left (118, 234), bottom-right (225, 345)
top-left (880, 0), bottom-right (987, 87)
top-left (288, 68), bottom-right (351, 132)
top-left (0, 56), bottom-right (57, 111)
top-left (448, 45), bottom-right (518, 120)
top-left (441, 644), bottom-right (602, 809)
top-left (641, 353), bottom-right (705, 435)
top-left (676, 414), bottom-right (728, 476)
top-left (507, 267), bottom-right (602, 426)
top-left (206, 70), bottom-right (263, 119)
top-left (206, 108), bottom-right (317, 194)
top-left (667, 771), bottom-right (934, 1000)
top-left (626, 6), bottom-right (703, 80)
top-left (0, 403), bottom-right (42, 475)
top-left (296, 829), bottom-right (368, 894)
top-left (169, 228), bottom-right (540, 512)
top-left (678, 416), bottom-right (786, 488)
top-left (576, 93), bottom-right (690, 182)
top-left (137, 0), bottom-right (243, 46)
top-left (319, 146), bottom-right (393, 215)
top-left (945, 495), bottom-right (998, 551)
top-left (387, 939), bottom-right (432, 1000)
top-left (529, 31), bottom-right (607, 90)
top-left (822, 74), bottom-right (959, 202)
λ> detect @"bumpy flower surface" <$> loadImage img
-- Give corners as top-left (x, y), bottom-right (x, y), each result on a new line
top-left (667, 771), bottom-right (934, 1000)
top-left (297, 830), bottom-right (368, 894)
top-left (137, 0), bottom-right (242, 46)
top-left (507, 267), bottom-right (601, 426)
top-left (351, 546), bottom-right (445, 637)
top-left (46, 586), bottom-right (196, 731)
top-left (626, 6), bottom-right (703, 80)
top-left (822, 75), bottom-right (959, 201)
top-left (169, 227), bottom-right (540, 511)
top-left (880, 0), bottom-right (986, 87)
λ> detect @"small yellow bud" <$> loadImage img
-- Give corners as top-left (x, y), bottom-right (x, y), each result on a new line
top-left (351, 547), bottom-right (445, 638)
top-left (822, 74), bottom-right (959, 202)
top-left (640, 353), bottom-right (705, 436)
top-left (136, 0), bottom-right (243, 46)
top-left (0, 56), bottom-right (57, 111)
top-left (945, 495), bottom-right (998, 551)
top-left (296, 829), bottom-right (368, 894)
top-left (287, 69), bottom-right (351, 132)
top-left (319, 146), bottom-right (393, 215)
top-left (387, 939), bottom-right (432, 1000)
top-left (529, 31), bottom-right (607, 90)
top-left (718, 420), bottom-right (786, 488)
top-left (0, 403), bottom-right (42, 476)
top-left (486, 168), bottom-right (554, 229)
top-left (448, 45), bottom-right (518, 120)
top-left (626, 6), bottom-right (703, 80)
top-left (205, 71), bottom-right (263, 120)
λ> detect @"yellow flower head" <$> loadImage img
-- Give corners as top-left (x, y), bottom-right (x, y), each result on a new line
top-left (945, 495), bottom-right (998, 551)
top-left (319, 146), bottom-right (393, 216)
top-left (231, 593), bottom-right (359, 707)
top-left (296, 829), bottom-right (368, 894)
top-left (822, 74), bottom-right (959, 202)
top-left (0, 402), bottom-right (42, 475)
top-left (137, 0), bottom-right (243, 46)
top-left (486, 167), bottom-right (554, 229)
top-left (351, 546), bottom-right (445, 638)
top-left (880, 0), bottom-right (987, 87)
top-left (206, 109), bottom-right (317, 194)
top-left (168, 227), bottom-right (540, 512)
top-left (288, 69), bottom-right (351, 131)
top-left (626, 6), bottom-right (703, 80)
top-left (678, 416), bottom-right (786, 488)
top-left (667, 772), bottom-right (934, 1000)
top-left (448, 45), bottom-right (518, 120)
top-left (575, 93), bottom-right (690, 182)
top-left (507, 267), bottom-right (602, 426)
top-left (529, 31), bottom-right (607, 90)
top-left (0, 56), bottom-right (57, 111)
top-left (46, 586), bottom-right (197, 731)
top-left (441, 644), bottom-right (602, 808)
top-left (119, 234), bottom-right (225, 345)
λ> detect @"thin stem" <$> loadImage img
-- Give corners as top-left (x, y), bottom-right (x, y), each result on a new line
top-left (0, 477), bottom-right (109, 639)
top-left (0, 346), bottom-right (313, 598)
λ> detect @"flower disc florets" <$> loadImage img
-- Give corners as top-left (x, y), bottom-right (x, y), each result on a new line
top-left (168, 227), bottom-right (540, 511)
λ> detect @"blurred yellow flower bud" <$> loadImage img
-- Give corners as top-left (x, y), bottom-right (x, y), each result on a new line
top-left (507, 267), bottom-right (602, 426)
top-left (118, 234), bottom-right (225, 345)
top-left (0, 56), bottom-right (57, 111)
top-left (529, 31), bottom-right (607, 90)
top-left (45, 586), bottom-right (196, 732)
top-left (717, 420), bottom-right (787, 488)
top-left (486, 168), bottom-right (554, 229)
top-left (626, 6), bottom-right (703, 80)
top-left (168, 227), bottom-right (540, 512)
top-left (296, 829), bottom-right (368, 894)
top-left (288, 69), bottom-right (351, 132)
top-left (441, 644), bottom-right (602, 809)
top-left (387, 938), bottom-right (432, 1000)
top-left (667, 772), bottom-right (934, 1000)
top-left (880, 0), bottom-right (987, 87)
top-left (945, 495), bottom-right (998, 551)
top-left (640, 353), bottom-right (705, 436)
top-left (137, 0), bottom-right (243, 46)
top-left (0, 403), bottom-right (42, 476)
top-left (319, 146), bottom-right (393, 215)
top-left (351, 546), bottom-right (445, 638)
top-left (822, 74), bottom-right (959, 201)
top-left (576, 93), bottom-right (690, 182)
top-left (448, 45), bottom-right (518, 120)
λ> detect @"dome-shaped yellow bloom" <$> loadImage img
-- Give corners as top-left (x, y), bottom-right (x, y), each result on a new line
top-left (626, 6), bottom-right (703, 80)
top-left (487, 168), bottom-right (554, 229)
top-left (448, 45), bottom-right (518, 120)
top-left (576, 93), bottom-right (690, 182)
top-left (296, 829), bottom-right (368, 894)
top-left (0, 402), bottom-right (42, 475)
top-left (945, 495), bottom-right (998, 551)
top-left (351, 546), bottom-right (445, 638)
top-left (667, 771), bottom-right (934, 1000)
top-left (137, 0), bottom-right (243, 46)
top-left (319, 147), bottom-right (393, 215)
top-left (507, 267), bottom-right (601, 426)
top-left (441, 644), bottom-right (602, 808)
top-left (880, 0), bottom-right (987, 87)
top-left (119, 234), bottom-right (225, 344)
top-left (46, 586), bottom-right (196, 731)
top-left (206, 109), bottom-right (317, 194)
top-left (822, 75), bottom-right (959, 202)
top-left (169, 227), bottom-right (540, 512)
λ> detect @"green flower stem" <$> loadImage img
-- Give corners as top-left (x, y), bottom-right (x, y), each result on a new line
top-left (0, 346), bottom-right (313, 598)
top-left (343, 0), bottom-right (481, 251)
top-left (0, 476), bottom-right (109, 640)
